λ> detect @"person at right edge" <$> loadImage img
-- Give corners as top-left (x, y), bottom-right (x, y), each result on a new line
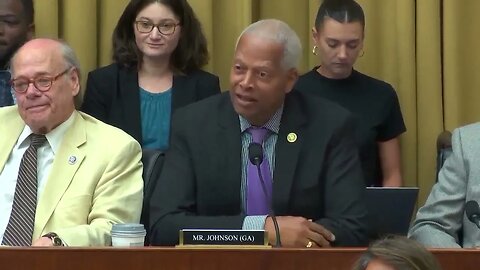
top-left (295, 0), bottom-right (406, 187)
top-left (149, 19), bottom-right (368, 248)
top-left (408, 123), bottom-right (480, 248)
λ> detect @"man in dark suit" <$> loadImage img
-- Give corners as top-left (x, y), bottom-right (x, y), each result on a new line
top-left (150, 19), bottom-right (368, 247)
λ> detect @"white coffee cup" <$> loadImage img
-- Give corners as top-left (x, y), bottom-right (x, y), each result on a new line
top-left (111, 223), bottom-right (146, 247)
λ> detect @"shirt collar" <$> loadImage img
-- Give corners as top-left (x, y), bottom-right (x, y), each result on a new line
top-left (17, 112), bottom-right (76, 154)
top-left (239, 105), bottom-right (284, 134)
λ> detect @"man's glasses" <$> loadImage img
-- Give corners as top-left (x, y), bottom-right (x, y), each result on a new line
top-left (10, 68), bottom-right (71, 93)
top-left (135, 21), bottom-right (180, 35)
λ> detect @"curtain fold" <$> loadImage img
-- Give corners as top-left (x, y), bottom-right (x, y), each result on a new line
top-left (443, 0), bottom-right (480, 129)
top-left (32, 0), bottom-right (478, 204)
top-left (34, 0), bottom-right (59, 38)
top-left (211, 0), bottom-right (254, 89)
top-left (259, 0), bottom-right (310, 73)
top-left (98, 0), bottom-right (131, 67)
top-left (189, 0), bottom-right (214, 71)
top-left (61, 0), bottom-right (98, 80)
top-left (416, 0), bottom-right (443, 205)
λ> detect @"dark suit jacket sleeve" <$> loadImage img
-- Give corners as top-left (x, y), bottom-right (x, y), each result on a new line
top-left (317, 116), bottom-right (369, 246)
top-left (81, 70), bottom-right (112, 122)
top-left (149, 108), bottom-right (245, 246)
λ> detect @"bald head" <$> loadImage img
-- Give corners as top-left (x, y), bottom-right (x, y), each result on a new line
top-left (11, 39), bottom-right (62, 73)
top-left (235, 19), bottom-right (302, 70)
top-left (11, 38), bottom-right (81, 134)
top-left (11, 38), bottom-right (82, 100)
top-left (17, 38), bottom-right (59, 51)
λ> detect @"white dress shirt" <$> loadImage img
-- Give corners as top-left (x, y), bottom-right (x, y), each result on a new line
top-left (0, 113), bottom-right (75, 243)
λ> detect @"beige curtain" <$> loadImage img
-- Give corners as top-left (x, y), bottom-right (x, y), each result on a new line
top-left (34, 0), bottom-right (477, 204)
top-left (443, 0), bottom-right (480, 128)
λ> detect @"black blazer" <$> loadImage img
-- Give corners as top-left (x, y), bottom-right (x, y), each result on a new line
top-left (81, 63), bottom-right (221, 145)
top-left (150, 91), bottom-right (368, 246)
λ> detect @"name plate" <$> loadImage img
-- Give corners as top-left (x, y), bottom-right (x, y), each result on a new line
top-left (179, 229), bottom-right (268, 247)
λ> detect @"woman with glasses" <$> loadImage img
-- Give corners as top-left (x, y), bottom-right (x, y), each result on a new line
top-left (295, 0), bottom-right (406, 187)
top-left (81, 0), bottom-right (220, 150)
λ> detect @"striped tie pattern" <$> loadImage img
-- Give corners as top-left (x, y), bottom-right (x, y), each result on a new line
top-left (2, 134), bottom-right (47, 246)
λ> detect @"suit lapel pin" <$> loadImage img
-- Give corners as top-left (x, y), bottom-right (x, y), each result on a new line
top-left (287, 132), bottom-right (297, 143)
top-left (68, 156), bottom-right (77, 165)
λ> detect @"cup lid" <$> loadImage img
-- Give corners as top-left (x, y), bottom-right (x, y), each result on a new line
top-left (112, 223), bottom-right (145, 233)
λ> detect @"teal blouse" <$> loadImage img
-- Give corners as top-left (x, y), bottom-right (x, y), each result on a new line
top-left (139, 87), bottom-right (172, 150)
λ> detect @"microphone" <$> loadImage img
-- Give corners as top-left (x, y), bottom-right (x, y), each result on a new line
top-left (248, 142), bottom-right (281, 247)
top-left (466, 200), bottom-right (480, 229)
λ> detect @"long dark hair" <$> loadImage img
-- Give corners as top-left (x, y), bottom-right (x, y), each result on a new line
top-left (315, 0), bottom-right (365, 31)
top-left (112, 0), bottom-right (209, 73)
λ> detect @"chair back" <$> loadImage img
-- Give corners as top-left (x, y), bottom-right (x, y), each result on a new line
top-left (140, 149), bottom-right (165, 245)
top-left (436, 131), bottom-right (452, 182)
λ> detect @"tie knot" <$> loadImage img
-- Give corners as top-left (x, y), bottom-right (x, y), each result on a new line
top-left (30, 134), bottom-right (47, 149)
top-left (248, 127), bottom-right (270, 144)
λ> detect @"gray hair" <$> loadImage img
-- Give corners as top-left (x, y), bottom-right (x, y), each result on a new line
top-left (58, 40), bottom-right (82, 82)
top-left (57, 40), bottom-right (83, 108)
top-left (235, 19), bottom-right (302, 70)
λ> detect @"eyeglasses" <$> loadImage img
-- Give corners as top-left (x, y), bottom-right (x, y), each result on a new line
top-left (134, 21), bottom-right (180, 35)
top-left (10, 68), bottom-right (71, 93)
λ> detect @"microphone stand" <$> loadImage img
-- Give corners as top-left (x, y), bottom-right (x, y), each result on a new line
top-left (256, 165), bottom-right (281, 247)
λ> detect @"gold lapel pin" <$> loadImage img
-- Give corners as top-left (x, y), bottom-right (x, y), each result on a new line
top-left (287, 132), bottom-right (297, 143)
top-left (68, 156), bottom-right (77, 165)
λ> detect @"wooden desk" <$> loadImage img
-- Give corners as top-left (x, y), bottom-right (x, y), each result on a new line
top-left (0, 247), bottom-right (478, 269)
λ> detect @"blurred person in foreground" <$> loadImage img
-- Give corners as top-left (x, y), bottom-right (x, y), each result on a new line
top-left (352, 236), bottom-right (441, 270)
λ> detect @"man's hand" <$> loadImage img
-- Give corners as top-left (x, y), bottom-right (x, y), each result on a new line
top-left (264, 216), bottom-right (335, 248)
top-left (32, 237), bottom-right (54, 247)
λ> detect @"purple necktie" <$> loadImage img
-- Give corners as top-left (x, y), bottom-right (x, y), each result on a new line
top-left (246, 127), bottom-right (273, 215)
